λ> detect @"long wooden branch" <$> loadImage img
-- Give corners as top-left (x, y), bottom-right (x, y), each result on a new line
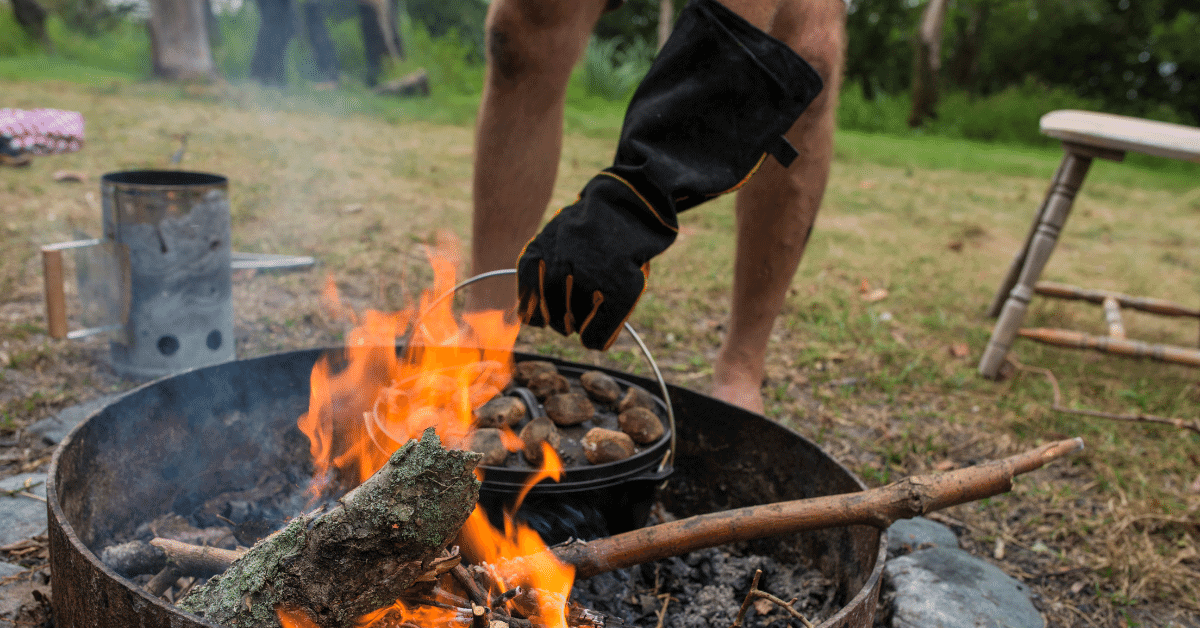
top-left (552, 437), bottom-right (1084, 579)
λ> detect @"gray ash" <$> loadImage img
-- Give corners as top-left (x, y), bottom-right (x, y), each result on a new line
top-left (571, 547), bottom-right (837, 628)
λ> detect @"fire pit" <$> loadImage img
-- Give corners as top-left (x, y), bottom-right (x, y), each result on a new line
top-left (47, 348), bottom-right (886, 628)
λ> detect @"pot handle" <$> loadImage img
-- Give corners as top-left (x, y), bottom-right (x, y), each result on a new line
top-left (425, 269), bottom-right (676, 472)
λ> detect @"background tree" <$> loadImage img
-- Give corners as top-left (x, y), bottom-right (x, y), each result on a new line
top-left (907, 0), bottom-right (949, 127)
top-left (148, 0), bottom-right (215, 79)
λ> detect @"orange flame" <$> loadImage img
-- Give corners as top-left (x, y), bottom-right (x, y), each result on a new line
top-left (293, 234), bottom-right (576, 628)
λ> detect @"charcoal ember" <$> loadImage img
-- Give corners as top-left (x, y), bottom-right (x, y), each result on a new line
top-left (545, 392), bottom-right (595, 426)
top-left (474, 396), bottom-right (526, 428)
top-left (581, 428), bottom-right (635, 464)
top-left (618, 407), bottom-right (664, 444)
top-left (514, 360), bottom-right (558, 386)
top-left (468, 428), bottom-right (510, 466)
top-left (529, 372), bottom-right (570, 400)
top-left (618, 386), bottom-right (657, 413)
top-left (100, 540), bottom-right (166, 577)
top-left (580, 370), bottom-right (622, 404)
top-left (520, 416), bottom-right (562, 464)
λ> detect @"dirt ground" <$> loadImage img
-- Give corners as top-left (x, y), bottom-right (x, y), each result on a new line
top-left (2, 77), bottom-right (1199, 627)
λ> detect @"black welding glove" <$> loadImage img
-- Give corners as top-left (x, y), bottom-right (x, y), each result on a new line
top-left (517, 0), bottom-right (824, 350)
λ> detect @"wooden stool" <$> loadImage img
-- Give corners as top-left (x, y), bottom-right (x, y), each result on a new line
top-left (978, 110), bottom-right (1200, 378)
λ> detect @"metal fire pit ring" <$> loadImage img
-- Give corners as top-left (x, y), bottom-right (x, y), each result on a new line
top-left (48, 349), bottom-right (886, 628)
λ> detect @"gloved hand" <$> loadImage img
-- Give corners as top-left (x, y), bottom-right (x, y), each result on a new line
top-left (516, 0), bottom-right (824, 351)
top-left (518, 173), bottom-right (678, 350)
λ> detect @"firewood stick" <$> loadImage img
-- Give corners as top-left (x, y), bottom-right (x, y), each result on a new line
top-left (149, 538), bottom-right (242, 577)
top-left (177, 429), bottom-right (481, 628)
top-left (551, 437), bottom-right (1084, 579)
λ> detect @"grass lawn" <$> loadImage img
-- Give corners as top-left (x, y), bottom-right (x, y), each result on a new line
top-left (1, 71), bottom-right (1198, 626)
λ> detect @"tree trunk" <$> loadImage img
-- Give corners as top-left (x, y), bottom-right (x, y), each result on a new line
top-left (11, 0), bottom-right (49, 47)
top-left (906, 0), bottom-right (949, 128)
top-left (947, 0), bottom-right (990, 91)
top-left (148, 0), bottom-right (216, 80)
top-left (657, 0), bottom-right (673, 51)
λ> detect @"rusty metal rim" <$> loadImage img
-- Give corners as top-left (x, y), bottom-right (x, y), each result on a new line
top-left (47, 381), bottom-right (226, 628)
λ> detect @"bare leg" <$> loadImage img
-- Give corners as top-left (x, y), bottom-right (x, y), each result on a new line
top-left (468, 0), bottom-right (608, 311)
top-left (713, 0), bottom-right (846, 413)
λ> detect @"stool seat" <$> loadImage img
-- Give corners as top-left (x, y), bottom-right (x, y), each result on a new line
top-left (1040, 110), bottom-right (1200, 163)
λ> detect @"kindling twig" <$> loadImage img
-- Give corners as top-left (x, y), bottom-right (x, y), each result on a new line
top-left (731, 570), bottom-right (814, 628)
top-left (1009, 358), bottom-right (1200, 436)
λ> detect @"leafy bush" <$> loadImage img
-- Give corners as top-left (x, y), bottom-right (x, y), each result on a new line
top-left (928, 79), bottom-right (1105, 146)
top-left (575, 36), bottom-right (650, 102)
top-left (45, 15), bottom-right (150, 76)
top-left (0, 10), bottom-right (40, 57)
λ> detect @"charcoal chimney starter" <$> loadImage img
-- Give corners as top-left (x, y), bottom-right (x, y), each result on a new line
top-left (101, 170), bottom-right (235, 378)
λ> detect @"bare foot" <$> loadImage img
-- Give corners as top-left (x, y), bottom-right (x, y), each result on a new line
top-left (711, 352), bottom-right (766, 415)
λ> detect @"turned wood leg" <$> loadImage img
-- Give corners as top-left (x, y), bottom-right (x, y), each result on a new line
top-left (978, 149), bottom-right (1094, 378)
top-left (985, 158), bottom-right (1068, 319)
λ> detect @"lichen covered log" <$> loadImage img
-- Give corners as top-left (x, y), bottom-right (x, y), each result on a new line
top-left (179, 428), bottom-right (481, 628)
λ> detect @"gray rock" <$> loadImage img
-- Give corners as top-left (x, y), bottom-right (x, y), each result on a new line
top-left (0, 562), bottom-right (23, 578)
top-left (28, 393), bottom-right (122, 445)
top-left (0, 473), bottom-right (48, 546)
top-left (887, 516), bottom-right (959, 557)
top-left (886, 547), bottom-right (1043, 628)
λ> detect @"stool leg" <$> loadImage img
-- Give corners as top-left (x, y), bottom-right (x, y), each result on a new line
top-left (979, 150), bottom-right (1093, 378)
top-left (985, 158), bottom-right (1068, 318)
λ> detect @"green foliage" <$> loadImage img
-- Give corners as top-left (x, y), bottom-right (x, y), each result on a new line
top-left (405, 0), bottom-right (488, 60)
top-left (210, 5), bottom-right (259, 81)
top-left (44, 15), bottom-right (150, 76)
top-left (927, 79), bottom-right (1105, 145)
top-left (0, 10), bottom-right (39, 56)
top-left (574, 35), bottom-right (650, 102)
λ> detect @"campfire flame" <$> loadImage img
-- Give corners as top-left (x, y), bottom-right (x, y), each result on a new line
top-left (293, 236), bottom-right (575, 628)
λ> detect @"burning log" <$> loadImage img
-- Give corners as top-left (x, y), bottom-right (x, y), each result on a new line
top-left (176, 429), bottom-right (481, 628)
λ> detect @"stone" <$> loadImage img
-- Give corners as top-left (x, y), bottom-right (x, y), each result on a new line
top-left (581, 428), bottom-right (636, 464)
top-left (27, 393), bottom-right (122, 445)
top-left (617, 386), bottom-right (657, 413)
top-left (887, 516), bottom-right (959, 558)
top-left (886, 547), bottom-right (1044, 628)
top-left (0, 473), bottom-right (47, 546)
top-left (618, 407), bottom-right (664, 444)
top-left (474, 396), bottom-right (526, 429)
top-left (513, 360), bottom-right (558, 386)
top-left (544, 392), bottom-right (595, 427)
top-left (519, 417), bottom-right (561, 465)
top-left (528, 372), bottom-right (570, 400)
top-left (467, 428), bottom-right (509, 466)
top-left (0, 569), bottom-right (49, 624)
top-left (580, 371), bottom-right (621, 404)
top-left (0, 563), bottom-right (23, 578)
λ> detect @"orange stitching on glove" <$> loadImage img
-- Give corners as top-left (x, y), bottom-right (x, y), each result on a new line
top-left (537, 260), bottom-right (550, 325)
top-left (563, 274), bottom-right (575, 335)
top-left (577, 290), bottom-right (604, 340)
top-left (597, 171), bottom-right (679, 234)
top-left (599, 262), bottom-right (651, 351)
top-left (708, 152), bottom-right (768, 198)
